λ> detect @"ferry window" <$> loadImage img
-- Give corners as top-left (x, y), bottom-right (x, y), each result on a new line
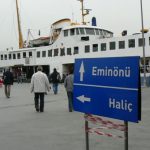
top-left (74, 47), bottom-right (79, 54)
top-left (128, 39), bottom-right (135, 48)
top-left (119, 41), bottom-right (125, 49)
top-left (70, 29), bottom-right (75, 36)
top-left (4, 54), bottom-right (7, 60)
top-left (1, 55), bottom-right (3, 60)
top-left (54, 49), bottom-right (58, 56)
top-left (110, 42), bottom-right (116, 50)
top-left (81, 36), bottom-right (89, 41)
top-left (76, 28), bottom-right (80, 35)
top-left (138, 38), bottom-right (145, 47)
top-left (107, 32), bottom-right (113, 38)
top-left (99, 30), bottom-right (103, 35)
top-left (67, 48), bottom-right (72, 55)
top-left (37, 51), bottom-right (40, 58)
top-left (85, 28), bottom-right (95, 35)
top-left (60, 48), bottom-right (65, 56)
top-left (9, 54), bottom-right (11, 59)
top-left (42, 51), bottom-right (46, 57)
top-left (102, 30), bottom-right (108, 37)
top-left (85, 45), bottom-right (90, 53)
top-left (13, 54), bottom-right (16, 59)
top-left (48, 50), bottom-right (52, 57)
top-left (79, 28), bottom-right (85, 35)
top-left (95, 29), bottom-right (99, 35)
top-left (101, 43), bottom-right (106, 51)
top-left (93, 44), bottom-right (98, 52)
top-left (64, 30), bottom-right (68, 37)
top-left (17, 53), bottom-right (21, 59)
top-left (105, 32), bottom-right (111, 38)
top-left (23, 52), bottom-right (26, 58)
top-left (29, 52), bottom-right (32, 57)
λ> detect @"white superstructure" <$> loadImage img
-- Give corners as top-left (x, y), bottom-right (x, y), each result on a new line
top-left (0, 22), bottom-right (150, 77)
top-left (0, 0), bottom-right (150, 80)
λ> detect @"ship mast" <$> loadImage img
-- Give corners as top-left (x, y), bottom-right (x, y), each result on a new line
top-left (78, 0), bottom-right (91, 25)
top-left (81, 0), bottom-right (84, 24)
top-left (16, 0), bottom-right (23, 49)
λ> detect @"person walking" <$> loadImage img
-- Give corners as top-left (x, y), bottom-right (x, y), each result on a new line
top-left (3, 68), bottom-right (14, 98)
top-left (64, 68), bottom-right (74, 112)
top-left (49, 68), bottom-right (61, 94)
top-left (30, 66), bottom-right (50, 112)
top-left (17, 69), bottom-right (22, 83)
top-left (0, 78), bottom-right (3, 88)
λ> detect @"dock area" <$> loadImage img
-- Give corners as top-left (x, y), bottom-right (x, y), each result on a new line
top-left (0, 83), bottom-right (150, 150)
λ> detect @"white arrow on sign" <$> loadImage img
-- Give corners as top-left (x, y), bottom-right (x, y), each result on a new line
top-left (79, 61), bottom-right (85, 81)
top-left (76, 95), bottom-right (91, 103)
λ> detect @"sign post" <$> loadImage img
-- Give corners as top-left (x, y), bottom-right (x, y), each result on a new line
top-left (73, 56), bottom-right (141, 150)
top-left (85, 115), bottom-right (89, 150)
top-left (124, 121), bottom-right (128, 150)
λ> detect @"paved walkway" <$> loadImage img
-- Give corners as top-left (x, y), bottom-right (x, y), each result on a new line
top-left (0, 83), bottom-right (150, 150)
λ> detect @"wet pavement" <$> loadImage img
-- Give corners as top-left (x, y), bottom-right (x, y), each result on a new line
top-left (0, 83), bottom-right (150, 150)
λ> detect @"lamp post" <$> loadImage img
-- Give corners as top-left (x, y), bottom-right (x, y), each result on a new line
top-left (140, 0), bottom-right (147, 87)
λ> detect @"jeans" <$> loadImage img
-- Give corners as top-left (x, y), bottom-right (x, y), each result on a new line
top-left (67, 91), bottom-right (73, 112)
top-left (34, 93), bottom-right (44, 112)
top-left (4, 84), bottom-right (11, 98)
top-left (52, 83), bottom-right (58, 94)
top-left (17, 76), bottom-right (22, 83)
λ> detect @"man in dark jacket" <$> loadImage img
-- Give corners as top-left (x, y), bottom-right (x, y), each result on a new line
top-left (3, 68), bottom-right (14, 98)
top-left (49, 68), bottom-right (61, 94)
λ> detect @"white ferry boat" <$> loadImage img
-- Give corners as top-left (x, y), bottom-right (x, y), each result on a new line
top-left (0, 0), bottom-right (150, 80)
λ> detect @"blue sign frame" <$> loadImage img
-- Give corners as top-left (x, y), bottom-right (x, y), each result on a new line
top-left (73, 56), bottom-right (141, 123)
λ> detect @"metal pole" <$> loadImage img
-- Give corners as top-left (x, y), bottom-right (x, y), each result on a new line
top-left (140, 0), bottom-right (147, 87)
top-left (85, 116), bottom-right (89, 150)
top-left (124, 121), bottom-right (128, 150)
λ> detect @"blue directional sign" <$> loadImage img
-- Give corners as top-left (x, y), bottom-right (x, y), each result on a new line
top-left (73, 56), bottom-right (141, 123)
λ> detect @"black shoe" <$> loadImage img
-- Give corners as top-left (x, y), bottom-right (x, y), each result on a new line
top-left (40, 110), bottom-right (44, 112)
top-left (6, 95), bottom-right (10, 98)
top-left (36, 108), bottom-right (39, 112)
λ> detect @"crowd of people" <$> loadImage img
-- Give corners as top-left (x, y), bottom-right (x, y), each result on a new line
top-left (0, 66), bottom-right (74, 113)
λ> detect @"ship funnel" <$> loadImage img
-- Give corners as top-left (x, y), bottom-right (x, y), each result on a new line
top-left (92, 17), bottom-right (97, 26)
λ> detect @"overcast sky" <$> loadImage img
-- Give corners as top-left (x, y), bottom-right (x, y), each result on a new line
top-left (0, 0), bottom-right (150, 50)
